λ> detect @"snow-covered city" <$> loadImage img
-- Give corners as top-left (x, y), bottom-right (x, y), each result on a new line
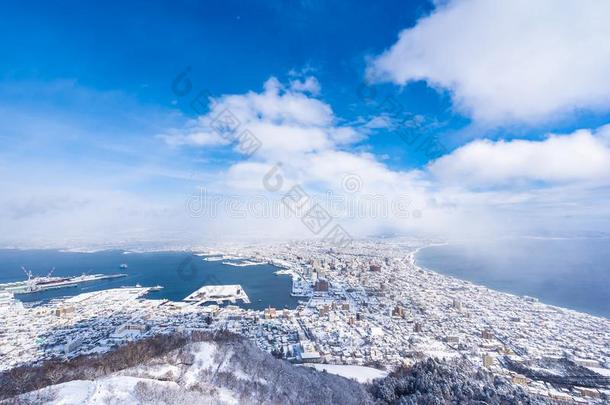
top-left (2, 239), bottom-right (608, 403)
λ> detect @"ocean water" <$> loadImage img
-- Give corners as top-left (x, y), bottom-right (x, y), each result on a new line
top-left (416, 238), bottom-right (610, 319)
top-left (0, 250), bottom-right (299, 310)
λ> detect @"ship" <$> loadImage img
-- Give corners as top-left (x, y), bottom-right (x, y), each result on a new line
top-left (0, 266), bottom-right (128, 295)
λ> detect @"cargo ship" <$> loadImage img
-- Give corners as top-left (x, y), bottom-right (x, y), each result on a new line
top-left (0, 267), bottom-right (127, 295)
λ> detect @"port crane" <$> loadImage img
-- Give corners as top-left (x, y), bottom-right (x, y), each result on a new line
top-left (20, 266), bottom-right (58, 292)
top-left (21, 266), bottom-right (35, 292)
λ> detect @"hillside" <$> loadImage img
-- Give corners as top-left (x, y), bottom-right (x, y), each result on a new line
top-left (1, 332), bottom-right (560, 405)
top-left (1, 332), bottom-right (371, 405)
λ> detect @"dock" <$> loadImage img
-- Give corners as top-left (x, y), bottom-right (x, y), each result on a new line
top-left (184, 284), bottom-right (250, 305)
top-left (0, 273), bottom-right (127, 295)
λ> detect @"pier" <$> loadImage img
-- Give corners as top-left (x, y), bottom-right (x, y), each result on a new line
top-left (184, 284), bottom-right (250, 305)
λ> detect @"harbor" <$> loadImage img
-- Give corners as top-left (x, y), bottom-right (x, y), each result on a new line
top-left (0, 268), bottom-right (127, 295)
top-left (0, 249), bottom-right (299, 310)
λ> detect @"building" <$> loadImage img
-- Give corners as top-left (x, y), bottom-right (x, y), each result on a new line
top-left (482, 354), bottom-right (494, 367)
top-left (121, 323), bottom-right (148, 333)
top-left (511, 374), bottom-right (527, 385)
top-left (575, 387), bottom-right (600, 399)
top-left (482, 329), bottom-right (494, 340)
top-left (392, 305), bottom-right (406, 319)
top-left (574, 358), bottom-right (599, 368)
top-left (54, 306), bottom-right (75, 317)
top-left (369, 264), bottom-right (382, 272)
top-left (452, 298), bottom-right (462, 310)
top-left (264, 307), bottom-right (277, 319)
top-left (414, 322), bottom-right (423, 333)
top-left (318, 305), bottom-right (330, 317)
top-left (314, 279), bottom-right (329, 292)
top-left (300, 341), bottom-right (322, 363)
top-left (109, 322), bottom-right (148, 341)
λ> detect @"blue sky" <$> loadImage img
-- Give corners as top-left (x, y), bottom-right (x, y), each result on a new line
top-left (2, 0), bottom-right (610, 247)
top-left (1, 0), bottom-right (449, 168)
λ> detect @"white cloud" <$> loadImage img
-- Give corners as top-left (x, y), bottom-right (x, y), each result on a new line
top-left (368, 0), bottom-right (610, 124)
top-left (224, 77), bottom-right (332, 128)
top-left (363, 114), bottom-right (394, 130)
top-left (160, 77), bottom-right (610, 241)
top-left (160, 77), bottom-right (333, 152)
top-left (168, 77), bottom-right (368, 162)
top-left (289, 76), bottom-right (321, 95)
top-left (0, 182), bottom-right (195, 248)
top-left (7, 75), bottom-right (610, 248)
top-left (159, 77), bottom-right (444, 238)
top-left (429, 126), bottom-right (610, 186)
top-left (158, 128), bottom-right (229, 147)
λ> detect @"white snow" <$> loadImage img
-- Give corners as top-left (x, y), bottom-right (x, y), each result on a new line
top-left (217, 387), bottom-right (239, 405)
top-left (136, 363), bottom-right (181, 380)
top-left (588, 366), bottom-right (610, 377)
top-left (14, 341), bottom-right (375, 404)
top-left (191, 342), bottom-right (217, 369)
top-left (46, 380), bottom-right (93, 405)
top-left (302, 364), bottom-right (388, 383)
top-left (30, 376), bottom-right (180, 405)
top-left (182, 341), bottom-right (218, 387)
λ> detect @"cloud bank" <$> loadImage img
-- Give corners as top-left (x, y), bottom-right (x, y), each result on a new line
top-left (429, 125), bottom-right (610, 186)
top-left (161, 77), bottom-right (610, 243)
top-left (368, 0), bottom-right (610, 124)
top-left (4, 73), bottom-right (610, 248)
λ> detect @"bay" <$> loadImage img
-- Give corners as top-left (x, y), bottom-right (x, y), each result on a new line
top-left (416, 238), bottom-right (610, 318)
top-left (0, 249), bottom-right (299, 310)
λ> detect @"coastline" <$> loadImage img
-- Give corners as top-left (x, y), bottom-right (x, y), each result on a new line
top-left (411, 242), bottom-right (610, 321)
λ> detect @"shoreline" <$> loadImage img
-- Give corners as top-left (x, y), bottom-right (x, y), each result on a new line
top-left (412, 242), bottom-right (610, 321)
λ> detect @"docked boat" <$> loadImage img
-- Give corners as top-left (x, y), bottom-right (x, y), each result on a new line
top-left (0, 267), bottom-right (127, 295)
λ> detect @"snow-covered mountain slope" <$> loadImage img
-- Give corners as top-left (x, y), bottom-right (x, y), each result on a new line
top-left (2, 333), bottom-right (565, 405)
top-left (6, 338), bottom-right (372, 405)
